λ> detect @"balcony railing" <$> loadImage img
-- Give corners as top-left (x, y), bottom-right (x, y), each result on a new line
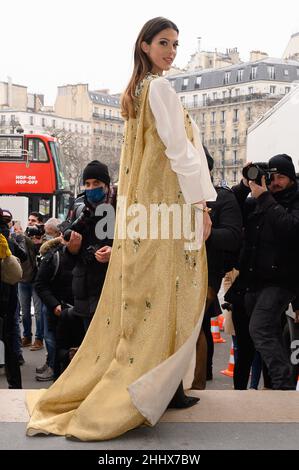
top-left (186, 92), bottom-right (283, 109)
top-left (92, 113), bottom-right (123, 122)
top-left (215, 159), bottom-right (243, 169)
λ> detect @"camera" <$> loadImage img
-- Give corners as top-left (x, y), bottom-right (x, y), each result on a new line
top-left (25, 224), bottom-right (45, 239)
top-left (58, 207), bottom-right (91, 242)
top-left (242, 162), bottom-right (277, 186)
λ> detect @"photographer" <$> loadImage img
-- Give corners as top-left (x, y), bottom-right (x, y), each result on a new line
top-left (16, 212), bottom-right (45, 351)
top-left (63, 160), bottom-right (113, 332)
top-left (229, 154), bottom-right (299, 390)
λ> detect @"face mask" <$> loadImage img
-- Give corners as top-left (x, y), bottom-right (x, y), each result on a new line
top-left (85, 187), bottom-right (106, 204)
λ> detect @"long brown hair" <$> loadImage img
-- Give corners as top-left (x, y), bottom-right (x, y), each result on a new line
top-left (121, 17), bottom-right (179, 120)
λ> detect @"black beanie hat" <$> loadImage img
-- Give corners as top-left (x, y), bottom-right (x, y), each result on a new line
top-left (82, 160), bottom-right (110, 185)
top-left (268, 154), bottom-right (296, 182)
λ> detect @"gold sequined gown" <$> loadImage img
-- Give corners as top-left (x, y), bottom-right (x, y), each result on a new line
top-left (26, 76), bottom-right (208, 441)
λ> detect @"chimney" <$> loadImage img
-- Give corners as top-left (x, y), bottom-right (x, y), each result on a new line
top-left (197, 37), bottom-right (201, 53)
top-left (250, 50), bottom-right (268, 62)
top-left (7, 76), bottom-right (12, 107)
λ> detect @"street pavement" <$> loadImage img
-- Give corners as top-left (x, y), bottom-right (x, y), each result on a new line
top-left (1, 324), bottom-right (299, 451)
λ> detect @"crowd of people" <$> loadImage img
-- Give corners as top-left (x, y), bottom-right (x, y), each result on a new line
top-left (1, 148), bottom-right (299, 394)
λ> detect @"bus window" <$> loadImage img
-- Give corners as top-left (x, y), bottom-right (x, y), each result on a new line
top-left (0, 136), bottom-right (23, 160)
top-left (28, 138), bottom-right (49, 162)
top-left (49, 141), bottom-right (67, 190)
top-left (39, 197), bottom-right (51, 218)
top-left (56, 192), bottom-right (72, 220)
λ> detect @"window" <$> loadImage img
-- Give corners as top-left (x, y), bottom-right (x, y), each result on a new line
top-left (248, 87), bottom-right (254, 95)
top-left (224, 72), bottom-right (231, 84)
top-left (233, 170), bottom-right (237, 182)
top-left (285, 87), bottom-right (291, 94)
top-left (201, 113), bottom-right (205, 124)
top-left (237, 69), bottom-right (244, 82)
top-left (268, 66), bottom-right (275, 79)
top-left (202, 94), bottom-right (207, 106)
top-left (195, 76), bottom-right (202, 89)
top-left (52, 119), bottom-right (56, 128)
top-left (222, 91), bottom-right (227, 99)
top-left (28, 138), bottom-right (48, 162)
top-left (211, 111), bottom-right (216, 124)
top-left (250, 66), bottom-right (257, 80)
top-left (41, 118), bottom-right (45, 127)
top-left (235, 88), bottom-right (240, 97)
top-left (247, 107), bottom-right (252, 121)
top-left (213, 92), bottom-right (217, 100)
top-left (182, 78), bottom-right (189, 90)
top-left (30, 116), bottom-right (34, 126)
top-left (1, 115), bottom-right (6, 122)
top-left (0, 136), bottom-right (23, 160)
top-left (170, 80), bottom-right (175, 88)
top-left (233, 150), bottom-right (238, 163)
top-left (284, 69), bottom-right (289, 76)
top-left (201, 133), bottom-right (205, 144)
top-left (270, 85), bottom-right (276, 94)
top-left (233, 109), bottom-right (239, 122)
top-left (193, 95), bottom-right (198, 107)
top-left (180, 96), bottom-right (185, 105)
top-left (221, 110), bottom-right (226, 123)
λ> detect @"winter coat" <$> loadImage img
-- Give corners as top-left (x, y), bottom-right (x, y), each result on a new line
top-left (34, 238), bottom-right (74, 315)
top-left (232, 181), bottom-right (299, 291)
top-left (206, 186), bottom-right (242, 293)
top-left (65, 198), bottom-right (113, 319)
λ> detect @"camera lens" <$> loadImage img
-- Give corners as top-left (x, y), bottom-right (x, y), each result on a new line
top-left (246, 166), bottom-right (259, 181)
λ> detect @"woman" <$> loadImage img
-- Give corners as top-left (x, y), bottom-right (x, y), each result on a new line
top-left (26, 17), bottom-right (216, 441)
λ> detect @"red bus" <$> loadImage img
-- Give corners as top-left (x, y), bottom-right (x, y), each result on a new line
top-left (0, 132), bottom-right (72, 224)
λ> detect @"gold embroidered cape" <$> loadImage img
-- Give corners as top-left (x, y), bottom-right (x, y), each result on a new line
top-left (26, 76), bottom-right (207, 441)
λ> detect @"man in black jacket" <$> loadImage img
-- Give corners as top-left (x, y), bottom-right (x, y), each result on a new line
top-left (63, 160), bottom-right (113, 332)
top-left (192, 148), bottom-right (242, 389)
top-left (231, 154), bottom-right (299, 390)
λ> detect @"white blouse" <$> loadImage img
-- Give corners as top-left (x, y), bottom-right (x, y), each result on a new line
top-left (149, 77), bottom-right (216, 204)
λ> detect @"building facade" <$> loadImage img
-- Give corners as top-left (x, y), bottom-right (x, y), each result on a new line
top-left (55, 84), bottom-right (124, 181)
top-left (168, 58), bottom-right (299, 185)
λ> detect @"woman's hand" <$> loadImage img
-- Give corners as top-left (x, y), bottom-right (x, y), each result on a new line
top-left (203, 211), bottom-right (212, 241)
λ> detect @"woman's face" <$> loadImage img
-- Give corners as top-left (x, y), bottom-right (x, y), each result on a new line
top-left (141, 28), bottom-right (179, 74)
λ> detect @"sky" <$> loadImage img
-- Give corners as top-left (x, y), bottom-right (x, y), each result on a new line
top-left (1, 0), bottom-right (299, 105)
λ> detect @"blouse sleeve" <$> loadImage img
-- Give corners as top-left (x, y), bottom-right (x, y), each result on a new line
top-left (149, 77), bottom-right (216, 204)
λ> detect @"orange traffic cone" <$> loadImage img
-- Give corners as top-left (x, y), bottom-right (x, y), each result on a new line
top-left (210, 317), bottom-right (226, 343)
top-left (296, 375), bottom-right (299, 391)
top-left (218, 314), bottom-right (225, 331)
top-left (221, 342), bottom-right (235, 377)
